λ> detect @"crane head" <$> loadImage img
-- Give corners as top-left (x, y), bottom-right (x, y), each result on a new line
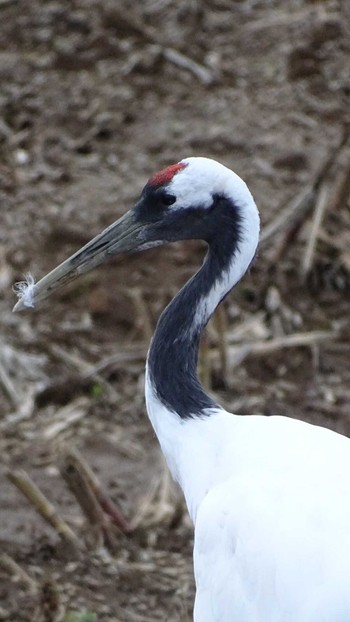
top-left (13, 157), bottom-right (259, 311)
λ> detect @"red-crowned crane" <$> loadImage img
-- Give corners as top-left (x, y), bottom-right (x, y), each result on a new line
top-left (14, 157), bottom-right (350, 621)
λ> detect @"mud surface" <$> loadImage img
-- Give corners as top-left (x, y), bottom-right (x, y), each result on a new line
top-left (0, 1), bottom-right (349, 620)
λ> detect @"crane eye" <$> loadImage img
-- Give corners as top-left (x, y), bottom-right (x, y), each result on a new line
top-left (162, 194), bottom-right (176, 207)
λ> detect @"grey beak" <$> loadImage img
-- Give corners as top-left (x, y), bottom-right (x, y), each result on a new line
top-left (13, 209), bottom-right (146, 311)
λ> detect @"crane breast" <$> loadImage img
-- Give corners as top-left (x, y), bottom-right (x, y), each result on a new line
top-left (192, 430), bottom-right (350, 622)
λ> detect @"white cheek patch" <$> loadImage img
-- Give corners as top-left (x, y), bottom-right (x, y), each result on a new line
top-left (13, 273), bottom-right (36, 308)
top-left (169, 167), bottom-right (213, 210)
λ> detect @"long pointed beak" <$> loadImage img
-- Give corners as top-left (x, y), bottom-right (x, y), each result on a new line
top-left (13, 209), bottom-right (146, 312)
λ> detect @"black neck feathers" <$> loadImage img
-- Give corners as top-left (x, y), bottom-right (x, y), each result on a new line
top-left (147, 198), bottom-right (243, 419)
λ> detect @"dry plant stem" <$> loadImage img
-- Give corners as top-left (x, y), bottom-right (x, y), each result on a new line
top-left (42, 398), bottom-right (89, 440)
top-left (300, 185), bottom-right (330, 280)
top-left (260, 129), bottom-right (349, 252)
top-left (0, 553), bottom-right (37, 592)
top-left (267, 216), bottom-right (306, 266)
top-left (114, 607), bottom-right (157, 622)
top-left (130, 475), bottom-right (160, 531)
top-left (0, 393), bottom-right (35, 431)
top-left (163, 47), bottom-right (213, 85)
top-left (60, 456), bottom-right (117, 550)
top-left (326, 148), bottom-right (350, 212)
top-left (260, 185), bottom-right (316, 248)
top-left (218, 330), bottom-right (337, 369)
top-left (298, 133), bottom-right (350, 279)
top-left (37, 577), bottom-right (62, 622)
top-left (6, 469), bottom-right (81, 550)
top-left (87, 345), bottom-right (147, 376)
top-left (0, 359), bottom-right (21, 408)
top-left (61, 446), bottom-right (131, 534)
top-left (128, 287), bottom-right (154, 343)
top-left (105, 5), bottom-right (213, 84)
top-left (245, 5), bottom-right (324, 32)
top-left (318, 230), bottom-right (350, 266)
top-left (129, 456), bottom-right (176, 530)
top-left (152, 462), bottom-right (173, 525)
top-left (49, 344), bottom-right (93, 375)
top-left (60, 457), bottom-right (106, 530)
top-left (49, 344), bottom-right (119, 400)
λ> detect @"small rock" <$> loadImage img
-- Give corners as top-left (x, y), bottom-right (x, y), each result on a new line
top-left (273, 150), bottom-right (308, 171)
top-left (15, 149), bottom-right (30, 165)
top-left (287, 46), bottom-right (320, 80)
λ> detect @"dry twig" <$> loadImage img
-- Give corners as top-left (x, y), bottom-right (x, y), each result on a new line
top-left (128, 287), bottom-right (154, 343)
top-left (245, 5), bottom-right (326, 33)
top-left (260, 185), bottom-right (315, 248)
top-left (130, 457), bottom-right (180, 530)
top-left (42, 398), bottom-right (89, 440)
top-left (6, 469), bottom-right (81, 551)
top-left (326, 147), bottom-right (350, 212)
top-left (60, 446), bottom-right (131, 535)
top-left (0, 358), bottom-right (20, 408)
top-left (0, 553), bottom-right (37, 592)
top-left (212, 330), bottom-right (337, 369)
top-left (0, 391), bottom-right (36, 430)
top-left (300, 185), bottom-right (330, 280)
top-left (36, 577), bottom-right (63, 622)
top-left (49, 344), bottom-right (119, 399)
top-left (163, 48), bottom-right (213, 85)
top-left (103, 5), bottom-right (214, 84)
top-left (60, 454), bottom-right (111, 549)
top-left (86, 345), bottom-right (147, 376)
top-left (260, 130), bottom-right (350, 262)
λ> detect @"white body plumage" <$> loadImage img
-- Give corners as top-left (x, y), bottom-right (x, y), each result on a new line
top-left (146, 382), bottom-right (350, 622)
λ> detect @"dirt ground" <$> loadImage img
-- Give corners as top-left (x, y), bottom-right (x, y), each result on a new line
top-left (0, 0), bottom-right (349, 620)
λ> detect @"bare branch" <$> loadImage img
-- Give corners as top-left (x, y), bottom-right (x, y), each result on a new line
top-left (300, 185), bottom-right (330, 280)
top-left (6, 469), bottom-right (81, 551)
top-left (0, 553), bottom-right (37, 592)
top-left (61, 446), bottom-right (131, 535)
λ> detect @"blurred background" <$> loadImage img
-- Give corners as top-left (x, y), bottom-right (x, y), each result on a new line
top-left (0, 0), bottom-right (349, 620)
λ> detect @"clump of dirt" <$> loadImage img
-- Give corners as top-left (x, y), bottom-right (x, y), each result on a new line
top-left (1, 0), bottom-right (349, 620)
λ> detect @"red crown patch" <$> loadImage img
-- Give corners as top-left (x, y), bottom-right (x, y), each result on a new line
top-left (148, 162), bottom-right (187, 188)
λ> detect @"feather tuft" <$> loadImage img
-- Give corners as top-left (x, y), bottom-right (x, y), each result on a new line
top-left (13, 273), bottom-right (36, 308)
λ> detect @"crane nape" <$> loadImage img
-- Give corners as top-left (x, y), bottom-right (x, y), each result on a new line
top-left (13, 157), bottom-right (350, 621)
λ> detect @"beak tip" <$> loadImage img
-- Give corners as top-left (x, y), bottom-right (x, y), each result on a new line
top-left (12, 274), bottom-right (37, 312)
top-left (12, 299), bottom-right (27, 312)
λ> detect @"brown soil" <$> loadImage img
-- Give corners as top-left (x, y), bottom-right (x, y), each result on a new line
top-left (0, 1), bottom-right (349, 620)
